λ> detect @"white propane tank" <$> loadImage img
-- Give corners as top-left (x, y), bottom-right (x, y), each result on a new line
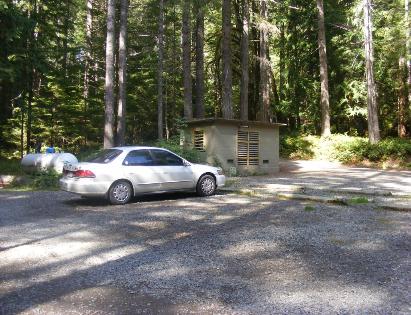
top-left (21, 153), bottom-right (78, 174)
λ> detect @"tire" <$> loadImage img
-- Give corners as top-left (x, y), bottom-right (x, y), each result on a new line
top-left (108, 180), bottom-right (132, 205)
top-left (196, 174), bottom-right (216, 197)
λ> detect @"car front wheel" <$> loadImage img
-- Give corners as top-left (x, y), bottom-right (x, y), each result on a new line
top-left (196, 174), bottom-right (216, 197)
top-left (108, 180), bottom-right (132, 205)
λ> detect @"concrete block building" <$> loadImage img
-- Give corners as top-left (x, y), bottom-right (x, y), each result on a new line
top-left (182, 119), bottom-right (284, 175)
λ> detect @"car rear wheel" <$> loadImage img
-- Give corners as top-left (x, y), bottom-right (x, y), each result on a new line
top-left (196, 174), bottom-right (216, 197)
top-left (108, 180), bottom-right (132, 205)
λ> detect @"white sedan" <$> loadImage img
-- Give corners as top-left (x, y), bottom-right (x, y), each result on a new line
top-left (60, 146), bottom-right (225, 204)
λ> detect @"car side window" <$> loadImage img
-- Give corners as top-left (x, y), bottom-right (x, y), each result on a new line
top-left (123, 150), bottom-right (153, 166)
top-left (151, 149), bottom-right (183, 166)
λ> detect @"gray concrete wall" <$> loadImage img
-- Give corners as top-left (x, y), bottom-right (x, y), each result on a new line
top-left (258, 127), bottom-right (280, 173)
top-left (204, 125), bottom-right (236, 170)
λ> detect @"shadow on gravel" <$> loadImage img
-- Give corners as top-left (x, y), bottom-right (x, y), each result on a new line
top-left (0, 192), bottom-right (410, 314)
top-left (0, 191), bottom-right (78, 228)
top-left (62, 191), bottom-right (201, 207)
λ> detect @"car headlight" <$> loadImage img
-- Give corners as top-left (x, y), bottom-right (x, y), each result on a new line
top-left (217, 167), bottom-right (224, 175)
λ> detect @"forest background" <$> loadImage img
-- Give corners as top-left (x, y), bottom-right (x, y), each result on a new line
top-left (1, 0), bottom-right (410, 167)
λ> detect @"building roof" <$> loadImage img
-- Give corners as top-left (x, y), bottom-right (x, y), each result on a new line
top-left (186, 118), bottom-right (286, 129)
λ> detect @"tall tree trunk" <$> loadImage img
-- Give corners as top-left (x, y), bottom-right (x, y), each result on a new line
top-left (157, 0), bottom-right (165, 139)
top-left (83, 0), bottom-right (93, 112)
top-left (316, 0), bottom-right (331, 136)
top-left (222, 0), bottom-right (233, 119)
top-left (363, 0), bottom-right (380, 143)
top-left (240, 0), bottom-right (249, 121)
top-left (25, 0), bottom-right (38, 154)
top-left (270, 68), bottom-right (280, 120)
top-left (103, 0), bottom-right (116, 148)
top-left (195, 1), bottom-right (205, 119)
top-left (165, 77), bottom-right (169, 139)
top-left (116, 0), bottom-right (128, 146)
top-left (20, 98), bottom-right (24, 158)
top-left (26, 70), bottom-right (33, 154)
top-left (182, 0), bottom-right (193, 120)
top-left (406, 0), bottom-right (411, 105)
top-left (279, 22), bottom-right (285, 102)
top-left (171, 2), bottom-right (177, 133)
top-left (259, 0), bottom-right (270, 122)
top-left (62, 0), bottom-right (69, 78)
top-left (398, 57), bottom-right (407, 138)
top-left (249, 0), bottom-right (259, 121)
top-left (213, 39), bottom-right (222, 117)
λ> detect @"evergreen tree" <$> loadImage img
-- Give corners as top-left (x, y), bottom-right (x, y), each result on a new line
top-left (103, 0), bottom-right (116, 148)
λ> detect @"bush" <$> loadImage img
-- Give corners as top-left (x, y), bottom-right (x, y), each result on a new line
top-left (153, 136), bottom-right (206, 164)
top-left (378, 138), bottom-right (411, 159)
top-left (30, 171), bottom-right (61, 190)
top-left (280, 134), bottom-right (411, 168)
top-left (330, 137), bottom-right (368, 163)
top-left (9, 170), bottom-right (61, 190)
top-left (0, 158), bottom-right (23, 175)
top-left (280, 135), bottom-right (314, 159)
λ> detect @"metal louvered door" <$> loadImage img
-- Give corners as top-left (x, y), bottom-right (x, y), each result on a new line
top-left (237, 130), bottom-right (248, 166)
top-left (248, 132), bottom-right (259, 165)
top-left (193, 130), bottom-right (205, 151)
top-left (237, 130), bottom-right (259, 166)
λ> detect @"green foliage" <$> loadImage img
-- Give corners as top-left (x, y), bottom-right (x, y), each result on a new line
top-left (153, 137), bottom-right (205, 164)
top-left (281, 134), bottom-right (411, 168)
top-left (30, 171), bottom-right (61, 190)
top-left (0, 158), bottom-right (23, 175)
top-left (9, 170), bottom-right (61, 190)
top-left (348, 197), bottom-right (369, 205)
top-left (210, 156), bottom-right (223, 169)
top-left (1, 0), bottom-right (410, 156)
top-left (76, 144), bottom-right (103, 162)
top-left (332, 137), bottom-right (411, 164)
top-left (280, 134), bottom-right (314, 159)
top-left (224, 178), bottom-right (236, 187)
top-left (304, 205), bottom-right (316, 212)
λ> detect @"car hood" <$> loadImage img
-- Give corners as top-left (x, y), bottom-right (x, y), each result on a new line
top-left (190, 163), bottom-right (221, 172)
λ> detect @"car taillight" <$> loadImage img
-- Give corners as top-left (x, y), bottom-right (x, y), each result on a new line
top-left (73, 170), bottom-right (96, 178)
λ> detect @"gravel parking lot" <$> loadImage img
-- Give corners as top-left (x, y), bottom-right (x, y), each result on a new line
top-left (0, 189), bottom-right (410, 314)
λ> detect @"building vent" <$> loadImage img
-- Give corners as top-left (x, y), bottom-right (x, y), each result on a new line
top-left (237, 130), bottom-right (259, 166)
top-left (193, 130), bottom-right (205, 151)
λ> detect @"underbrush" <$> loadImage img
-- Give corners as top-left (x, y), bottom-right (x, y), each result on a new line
top-left (9, 171), bottom-right (61, 191)
top-left (153, 137), bottom-right (205, 164)
top-left (280, 134), bottom-right (411, 169)
top-left (0, 158), bottom-right (23, 175)
top-left (0, 155), bottom-right (60, 190)
top-left (279, 135), bottom-right (315, 160)
top-left (29, 171), bottom-right (61, 190)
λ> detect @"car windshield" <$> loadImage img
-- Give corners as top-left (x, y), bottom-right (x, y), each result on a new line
top-left (85, 149), bottom-right (122, 164)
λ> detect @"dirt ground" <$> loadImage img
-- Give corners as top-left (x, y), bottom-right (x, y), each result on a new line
top-left (0, 184), bottom-right (410, 314)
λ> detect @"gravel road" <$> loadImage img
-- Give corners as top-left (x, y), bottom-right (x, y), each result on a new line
top-left (230, 160), bottom-right (411, 196)
top-left (0, 190), bottom-right (410, 314)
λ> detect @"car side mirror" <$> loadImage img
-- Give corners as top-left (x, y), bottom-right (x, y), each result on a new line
top-left (183, 160), bottom-right (191, 167)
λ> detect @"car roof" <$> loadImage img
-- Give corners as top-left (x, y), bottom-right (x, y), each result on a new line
top-left (111, 146), bottom-right (170, 152)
